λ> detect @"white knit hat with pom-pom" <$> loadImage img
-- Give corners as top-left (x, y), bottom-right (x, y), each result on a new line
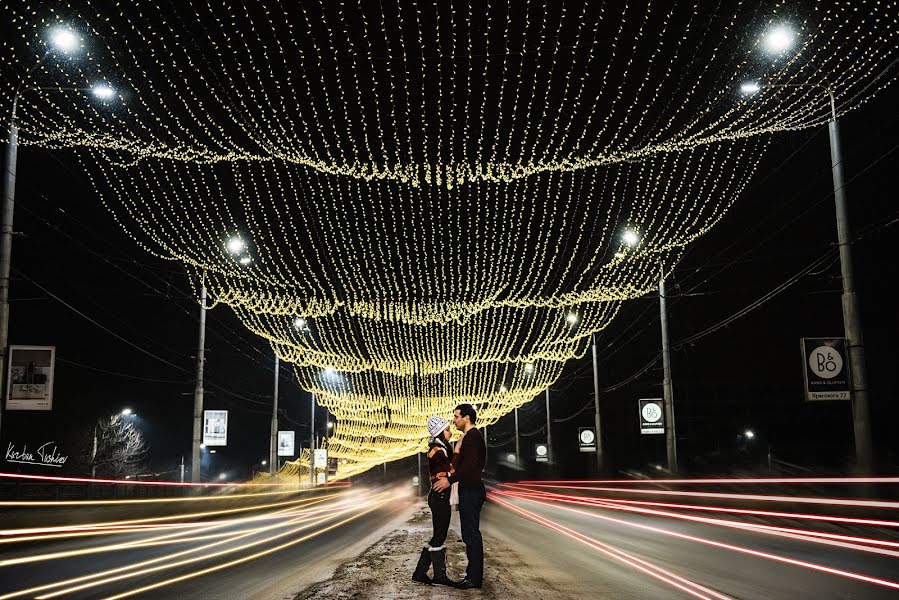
top-left (427, 416), bottom-right (450, 439)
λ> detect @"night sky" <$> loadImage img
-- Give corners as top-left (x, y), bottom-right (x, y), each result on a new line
top-left (2, 9), bottom-right (898, 483)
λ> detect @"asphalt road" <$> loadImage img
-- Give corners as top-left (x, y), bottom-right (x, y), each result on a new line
top-left (0, 485), bottom-right (414, 600)
top-left (484, 489), bottom-right (899, 599)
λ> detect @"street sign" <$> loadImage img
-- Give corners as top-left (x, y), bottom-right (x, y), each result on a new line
top-left (639, 399), bottom-right (664, 435)
top-left (314, 448), bottom-right (328, 468)
top-left (5, 346), bottom-right (55, 411)
top-left (202, 410), bottom-right (228, 446)
top-left (535, 443), bottom-right (549, 462)
top-left (801, 338), bottom-right (850, 401)
top-left (277, 431), bottom-right (295, 456)
top-left (578, 427), bottom-right (596, 452)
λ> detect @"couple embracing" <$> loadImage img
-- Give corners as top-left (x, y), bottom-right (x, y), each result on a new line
top-left (412, 403), bottom-right (487, 590)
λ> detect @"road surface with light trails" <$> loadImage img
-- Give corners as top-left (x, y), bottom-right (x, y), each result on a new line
top-left (485, 479), bottom-right (899, 599)
top-left (0, 484), bottom-right (412, 600)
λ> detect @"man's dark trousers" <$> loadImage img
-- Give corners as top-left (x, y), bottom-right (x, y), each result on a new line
top-left (458, 482), bottom-right (487, 584)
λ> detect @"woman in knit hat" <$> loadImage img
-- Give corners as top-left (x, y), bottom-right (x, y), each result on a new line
top-left (411, 415), bottom-right (458, 587)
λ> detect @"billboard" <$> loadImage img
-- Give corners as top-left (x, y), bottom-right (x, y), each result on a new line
top-left (6, 346), bottom-right (56, 411)
top-left (314, 448), bottom-right (328, 468)
top-left (277, 431), bottom-right (295, 456)
top-left (801, 338), bottom-right (850, 401)
top-left (578, 427), bottom-right (596, 452)
top-left (203, 410), bottom-right (228, 446)
top-left (639, 399), bottom-right (665, 435)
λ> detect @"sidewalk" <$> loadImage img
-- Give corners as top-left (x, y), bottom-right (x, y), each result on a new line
top-left (294, 502), bottom-right (566, 599)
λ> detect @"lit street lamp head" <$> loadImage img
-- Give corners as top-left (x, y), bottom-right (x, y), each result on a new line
top-left (740, 81), bottom-right (761, 95)
top-left (745, 429), bottom-right (756, 440)
top-left (622, 229), bottom-right (640, 247)
top-left (91, 84), bottom-right (117, 100)
top-left (761, 25), bottom-right (795, 55)
top-left (226, 236), bottom-right (246, 255)
top-left (121, 408), bottom-right (132, 416)
top-left (49, 27), bottom-right (81, 53)
top-left (238, 256), bottom-right (253, 265)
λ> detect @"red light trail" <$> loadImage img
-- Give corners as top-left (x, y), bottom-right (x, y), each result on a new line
top-left (492, 489), bottom-right (899, 592)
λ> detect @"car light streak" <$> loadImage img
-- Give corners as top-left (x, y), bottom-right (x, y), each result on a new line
top-left (0, 495), bottom-right (344, 566)
top-left (514, 494), bottom-right (899, 529)
top-left (515, 477), bottom-right (899, 485)
top-left (52, 494), bottom-right (398, 600)
top-left (505, 483), bottom-right (899, 509)
top-left (32, 509), bottom-right (349, 599)
top-left (494, 492), bottom-right (899, 591)
top-left (0, 491), bottom-right (347, 543)
top-left (491, 494), bottom-right (732, 600)
top-left (1, 493), bottom-right (391, 600)
top-left (0, 489), bottom-right (311, 507)
top-left (0, 471), bottom-right (339, 487)
top-left (500, 489), bottom-right (899, 557)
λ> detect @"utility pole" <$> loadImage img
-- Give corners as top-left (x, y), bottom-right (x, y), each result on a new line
top-left (191, 273), bottom-right (207, 483)
top-left (269, 352), bottom-right (279, 478)
top-left (91, 425), bottom-right (97, 479)
top-left (0, 96), bottom-right (20, 438)
top-left (591, 334), bottom-right (604, 472)
top-left (514, 407), bottom-right (521, 463)
top-left (827, 88), bottom-right (873, 472)
top-left (659, 273), bottom-right (678, 473)
top-left (545, 387), bottom-right (553, 462)
top-left (309, 391), bottom-right (315, 486)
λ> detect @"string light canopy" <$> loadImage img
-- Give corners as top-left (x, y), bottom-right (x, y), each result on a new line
top-left (2, 1), bottom-right (896, 478)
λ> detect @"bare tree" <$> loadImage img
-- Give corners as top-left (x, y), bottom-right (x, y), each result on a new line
top-left (87, 415), bottom-right (149, 478)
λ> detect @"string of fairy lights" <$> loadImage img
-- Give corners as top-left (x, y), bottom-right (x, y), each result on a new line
top-left (2, 1), bottom-right (896, 479)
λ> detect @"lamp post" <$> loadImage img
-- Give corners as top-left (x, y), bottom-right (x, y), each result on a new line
top-left (1, 26), bottom-right (110, 436)
top-left (270, 352), bottom-right (279, 478)
top-left (739, 24), bottom-right (874, 471)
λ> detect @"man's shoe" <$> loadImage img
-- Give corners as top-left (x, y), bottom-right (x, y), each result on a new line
top-left (411, 573), bottom-right (433, 585)
top-left (456, 578), bottom-right (482, 589)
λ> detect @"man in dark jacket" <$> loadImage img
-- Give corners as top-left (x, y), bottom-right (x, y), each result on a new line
top-left (432, 403), bottom-right (486, 589)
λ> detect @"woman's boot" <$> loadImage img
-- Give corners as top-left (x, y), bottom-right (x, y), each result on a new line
top-left (430, 547), bottom-right (457, 587)
top-left (411, 546), bottom-right (432, 585)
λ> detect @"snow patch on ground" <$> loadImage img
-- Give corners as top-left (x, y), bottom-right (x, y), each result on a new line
top-left (294, 503), bottom-right (565, 599)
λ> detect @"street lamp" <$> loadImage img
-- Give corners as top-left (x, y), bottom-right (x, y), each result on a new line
top-left (744, 429), bottom-right (756, 440)
top-left (760, 24), bottom-right (796, 55)
top-left (736, 81), bottom-right (874, 471)
top-left (226, 236), bottom-right (246, 255)
top-left (49, 27), bottom-right (81, 53)
top-left (121, 408), bottom-right (133, 417)
top-left (1, 24), bottom-right (112, 436)
top-left (566, 312), bottom-right (578, 325)
top-left (622, 229), bottom-right (640, 247)
top-left (91, 84), bottom-right (117, 100)
top-left (740, 81), bottom-right (761, 95)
